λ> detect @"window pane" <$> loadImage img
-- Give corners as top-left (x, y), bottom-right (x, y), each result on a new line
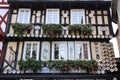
top-left (46, 9), bottom-right (59, 24)
top-left (17, 9), bottom-right (30, 23)
top-left (41, 42), bottom-right (50, 61)
top-left (68, 42), bottom-right (74, 60)
top-left (32, 43), bottom-right (37, 59)
top-left (54, 43), bottom-right (59, 59)
top-left (76, 44), bottom-right (82, 60)
top-left (26, 43), bottom-right (31, 59)
top-left (23, 42), bottom-right (39, 60)
top-left (71, 9), bottom-right (85, 24)
top-left (83, 43), bottom-right (88, 59)
top-left (59, 44), bottom-right (67, 60)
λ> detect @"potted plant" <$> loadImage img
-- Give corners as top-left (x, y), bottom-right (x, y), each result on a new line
top-left (12, 22), bottom-right (33, 38)
top-left (68, 24), bottom-right (92, 35)
top-left (42, 24), bottom-right (62, 37)
top-left (68, 24), bottom-right (81, 35)
top-left (81, 24), bottom-right (92, 35)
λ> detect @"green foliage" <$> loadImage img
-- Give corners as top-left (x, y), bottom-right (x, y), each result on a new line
top-left (68, 24), bottom-right (92, 35)
top-left (47, 60), bottom-right (98, 73)
top-left (42, 24), bottom-right (62, 37)
top-left (12, 22), bottom-right (32, 38)
top-left (18, 58), bottom-right (42, 72)
top-left (81, 24), bottom-right (92, 35)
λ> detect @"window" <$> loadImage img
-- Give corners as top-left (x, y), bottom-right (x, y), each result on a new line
top-left (23, 42), bottom-right (39, 60)
top-left (41, 42), bottom-right (50, 61)
top-left (71, 9), bottom-right (85, 24)
top-left (52, 41), bottom-right (91, 60)
top-left (46, 9), bottom-right (59, 24)
top-left (17, 9), bottom-right (31, 23)
top-left (75, 41), bottom-right (91, 60)
top-left (52, 42), bottom-right (67, 60)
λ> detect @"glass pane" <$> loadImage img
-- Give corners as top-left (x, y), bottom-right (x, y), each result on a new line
top-left (46, 9), bottom-right (59, 24)
top-left (32, 43), bottom-right (37, 59)
top-left (54, 43), bottom-right (59, 59)
top-left (59, 44), bottom-right (67, 60)
top-left (26, 43), bottom-right (31, 59)
top-left (41, 42), bottom-right (50, 61)
top-left (68, 42), bottom-right (74, 60)
top-left (71, 9), bottom-right (85, 24)
top-left (76, 44), bottom-right (82, 59)
top-left (83, 43), bottom-right (88, 59)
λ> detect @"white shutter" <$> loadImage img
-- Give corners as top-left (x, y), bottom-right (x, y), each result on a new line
top-left (68, 42), bottom-right (75, 60)
top-left (46, 9), bottom-right (59, 24)
top-left (17, 9), bottom-right (31, 23)
top-left (71, 9), bottom-right (85, 24)
top-left (41, 42), bottom-right (50, 61)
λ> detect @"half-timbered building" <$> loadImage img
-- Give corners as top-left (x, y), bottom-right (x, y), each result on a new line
top-left (0, 0), bottom-right (120, 80)
top-left (0, 0), bottom-right (9, 65)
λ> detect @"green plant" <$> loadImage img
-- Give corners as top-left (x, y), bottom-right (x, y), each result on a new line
top-left (18, 58), bottom-right (42, 72)
top-left (12, 22), bottom-right (32, 38)
top-left (18, 59), bottom-right (29, 70)
top-left (81, 24), bottom-right (92, 35)
top-left (68, 24), bottom-right (92, 35)
top-left (42, 24), bottom-right (62, 37)
top-left (69, 24), bottom-right (81, 34)
top-left (47, 60), bottom-right (98, 73)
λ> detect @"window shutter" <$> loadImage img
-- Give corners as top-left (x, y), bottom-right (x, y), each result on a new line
top-left (17, 9), bottom-right (31, 23)
top-left (46, 9), bottom-right (59, 24)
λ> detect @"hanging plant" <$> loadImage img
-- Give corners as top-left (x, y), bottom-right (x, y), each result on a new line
top-left (42, 24), bottom-right (62, 37)
top-left (12, 22), bottom-right (33, 38)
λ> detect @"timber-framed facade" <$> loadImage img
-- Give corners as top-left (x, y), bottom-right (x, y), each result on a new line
top-left (0, 0), bottom-right (120, 80)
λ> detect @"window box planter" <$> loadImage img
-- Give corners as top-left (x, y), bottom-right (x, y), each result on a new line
top-left (68, 24), bottom-right (92, 35)
top-left (42, 24), bottom-right (62, 38)
top-left (47, 60), bottom-right (98, 74)
top-left (12, 22), bottom-right (33, 38)
top-left (18, 58), bottom-right (42, 73)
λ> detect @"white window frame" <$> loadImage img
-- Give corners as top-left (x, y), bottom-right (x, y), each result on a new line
top-left (75, 41), bottom-right (91, 60)
top-left (52, 41), bottom-right (67, 60)
top-left (17, 9), bottom-right (31, 23)
top-left (70, 9), bottom-right (85, 24)
top-left (46, 9), bottom-right (59, 24)
top-left (23, 42), bottom-right (40, 60)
